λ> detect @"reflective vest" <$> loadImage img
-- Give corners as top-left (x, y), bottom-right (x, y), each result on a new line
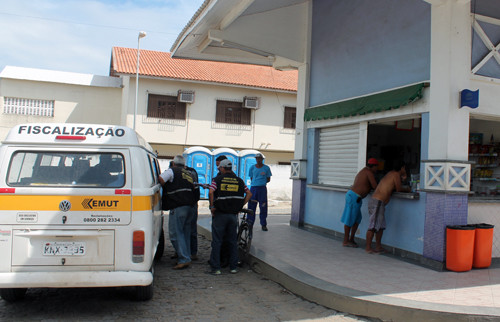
top-left (185, 165), bottom-right (200, 202)
top-left (213, 172), bottom-right (246, 214)
top-left (162, 166), bottom-right (195, 210)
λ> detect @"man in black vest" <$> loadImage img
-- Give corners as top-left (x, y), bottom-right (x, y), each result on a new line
top-left (160, 155), bottom-right (196, 269)
top-left (208, 159), bottom-right (252, 275)
top-left (214, 155), bottom-right (230, 267)
top-left (169, 163), bottom-right (201, 261)
top-left (185, 164), bottom-right (200, 260)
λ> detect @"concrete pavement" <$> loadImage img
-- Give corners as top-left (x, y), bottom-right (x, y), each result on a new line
top-left (198, 211), bottom-right (500, 322)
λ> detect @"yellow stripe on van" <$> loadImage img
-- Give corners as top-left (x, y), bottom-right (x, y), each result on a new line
top-left (0, 195), bottom-right (156, 212)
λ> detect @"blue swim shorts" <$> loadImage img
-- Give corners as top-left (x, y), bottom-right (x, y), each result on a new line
top-left (340, 190), bottom-right (362, 227)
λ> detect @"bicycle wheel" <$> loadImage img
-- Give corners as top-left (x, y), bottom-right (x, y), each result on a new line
top-left (237, 222), bottom-right (252, 261)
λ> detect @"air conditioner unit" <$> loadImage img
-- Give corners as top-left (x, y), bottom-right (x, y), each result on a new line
top-left (178, 90), bottom-right (195, 103)
top-left (243, 97), bottom-right (260, 109)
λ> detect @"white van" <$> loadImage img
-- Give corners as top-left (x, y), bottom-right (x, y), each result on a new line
top-left (0, 123), bottom-right (164, 301)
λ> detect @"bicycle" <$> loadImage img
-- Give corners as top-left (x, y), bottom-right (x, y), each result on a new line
top-left (237, 208), bottom-right (254, 266)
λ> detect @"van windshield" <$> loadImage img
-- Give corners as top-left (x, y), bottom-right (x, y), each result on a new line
top-left (7, 152), bottom-right (125, 188)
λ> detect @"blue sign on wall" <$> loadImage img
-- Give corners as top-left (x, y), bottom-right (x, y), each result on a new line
top-left (460, 89), bottom-right (479, 109)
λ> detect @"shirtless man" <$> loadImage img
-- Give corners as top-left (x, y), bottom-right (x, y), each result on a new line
top-left (365, 160), bottom-right (410, 254)
top-left (341, 158), bottom-right (378, 247)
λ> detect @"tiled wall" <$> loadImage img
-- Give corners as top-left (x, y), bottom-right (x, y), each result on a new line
top-left (468, 203), bottom-right (500, 258)
top-left (423, 193), bottom-right (468, 261)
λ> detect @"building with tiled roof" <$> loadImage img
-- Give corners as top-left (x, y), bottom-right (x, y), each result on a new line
top-left (110, 47), bottom-right (297, 92)
top-left (0, 48), bottom-right (298, 203)
top-left (109, 47), bottom-right (298, 167)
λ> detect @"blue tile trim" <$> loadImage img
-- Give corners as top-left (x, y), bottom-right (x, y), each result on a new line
top-left (423, 192), bottom-right (468, 261)
top-left (291, 179), bottom-right (307, 226)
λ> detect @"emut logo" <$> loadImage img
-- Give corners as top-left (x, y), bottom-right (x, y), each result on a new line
top-left (82, 198), bottom-right (119, 210)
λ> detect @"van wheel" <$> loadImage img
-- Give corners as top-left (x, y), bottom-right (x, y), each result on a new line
top-left (0, 288), bottom-right (27, 302)
top-left (133, 283), bottom-right (153, 301)
top-left (154, 228), bottom-right (165, 261)
top-left (132, 265), bottom-right (154, 301)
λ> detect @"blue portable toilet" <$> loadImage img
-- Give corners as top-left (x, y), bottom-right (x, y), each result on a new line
top-left (212, 148), bottom-right (238, 179)
top-left (184, 146), bottom-right (213, 199)
top-left (238, 150), bottom-right (264, 187)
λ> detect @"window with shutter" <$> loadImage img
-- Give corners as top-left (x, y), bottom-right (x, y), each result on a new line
top-left (147, 94), bottom-right (186, 120)
top-left (284, 106), bottom-right (296, 129)
top-left (216, 100), bottom-right (251, 125)
top-left (318, 124), bottom-right (360, 186)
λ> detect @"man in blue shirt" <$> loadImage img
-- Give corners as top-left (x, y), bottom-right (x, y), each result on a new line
top-left (247, 153), bottom-right (272, 231)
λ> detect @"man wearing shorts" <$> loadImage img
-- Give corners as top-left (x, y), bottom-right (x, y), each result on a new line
top-left (365, 160), bottom-right (410, 254)
top-left (340, 158), bottom-right (378, 247)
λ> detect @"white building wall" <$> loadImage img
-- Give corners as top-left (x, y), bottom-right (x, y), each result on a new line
top-left (131, 77), bottom-right (296, 154)
top-left (470, 78), bottom-right (500, 119)
top-left (468, 203), bottom-right (500, 257)
top-left (427, 0), bottom-right (471, 161)
top-left (0, 68), bottom-right (296, 202)
top-left (0, 77), bottom-right (122, 140)
top-left (267, 164), bottom-right (292, 202)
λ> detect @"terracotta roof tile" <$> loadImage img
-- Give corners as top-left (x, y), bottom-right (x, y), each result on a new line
top-left (110, 47), bottom-right (297, 92)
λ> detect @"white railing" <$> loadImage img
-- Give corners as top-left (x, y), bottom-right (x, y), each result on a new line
top-left (424, 161), bottom-right (471, 192)
top-left (291, 159), bottom-right (307, 180)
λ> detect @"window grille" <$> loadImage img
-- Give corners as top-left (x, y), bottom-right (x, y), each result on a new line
top-left (3, 97), bottom-right (54, 117)
top-left (284, 106), bottom-right (296, 129)
top-left (216, 100), bottom-right (251, 125)
top-left (147, 94), bottom-right (186, 120)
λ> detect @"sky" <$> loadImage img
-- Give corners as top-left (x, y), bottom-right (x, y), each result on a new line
top-left (0, 0), bottom-right (205, 76)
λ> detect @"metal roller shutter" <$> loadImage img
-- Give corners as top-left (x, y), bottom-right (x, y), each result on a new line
top-left (318, 124), bottom-right (360, 186)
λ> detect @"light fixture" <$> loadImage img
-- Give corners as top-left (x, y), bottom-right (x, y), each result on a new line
top-left (133, 31), bottom-right (147, 131)
top-left (220, 40), bottom-right (274, 59)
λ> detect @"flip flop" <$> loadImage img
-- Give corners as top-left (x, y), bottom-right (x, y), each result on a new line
top-left (343, 242), bottom-right (358, 248)
top-left (373, 248), bottom-right (388, 254)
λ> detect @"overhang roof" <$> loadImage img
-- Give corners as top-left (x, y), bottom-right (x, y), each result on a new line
top-left (110, 47), bottom-right (297, 92)
top-left (1, 66), bottom-right (122, 88)
top-left (170, 0), bottom-right (309, 69)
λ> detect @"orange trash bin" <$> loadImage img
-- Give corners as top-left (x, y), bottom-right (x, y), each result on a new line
top-left (473, 223), bottom-right (495, 269)
top-left (446, 225), bottom-right (475, 272)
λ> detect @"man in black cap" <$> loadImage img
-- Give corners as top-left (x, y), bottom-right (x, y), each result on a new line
top-left (247, 153), bottom-right (272, 231)
top-left (208, 159), bottom-right (252, 275)
top-left (160, 155), bottom-right (196, 269)
top-left (214, 155), bottom-right (228, 178)
top-left (214, 155), bottom-right (230, 266)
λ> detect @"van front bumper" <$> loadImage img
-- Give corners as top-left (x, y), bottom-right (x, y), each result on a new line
top-left (0, 271), bottom-right (153, 288)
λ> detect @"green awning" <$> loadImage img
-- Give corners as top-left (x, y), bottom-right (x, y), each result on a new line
top-left (304, 83), bottom-right (425, 121)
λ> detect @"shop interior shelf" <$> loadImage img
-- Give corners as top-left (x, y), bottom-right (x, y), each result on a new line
top-left (473, 177), bottom-right (498, 181)
top-left (469, 153), bottom-right (498, 157)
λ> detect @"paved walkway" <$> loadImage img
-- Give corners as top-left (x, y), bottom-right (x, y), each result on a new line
top-left (198, 212), bottom-right (500, 322)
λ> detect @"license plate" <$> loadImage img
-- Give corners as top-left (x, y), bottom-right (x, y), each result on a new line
top-left (43, 242), bottom-right (86, 256)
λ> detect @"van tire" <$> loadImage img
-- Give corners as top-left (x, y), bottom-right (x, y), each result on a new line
top-left (132, 265), bottom-right (154, 301)
top-left (1, 288), bottom-right (27, 302)
top-left (133, 283), bottom-right (153, 301)
top-left (154, 228), bottom-right (165, 261)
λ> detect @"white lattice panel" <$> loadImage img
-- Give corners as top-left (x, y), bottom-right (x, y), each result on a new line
top-left (424, 162), bottom-right (470, 192)
top-left (290, 159), bottom-right (307, 179)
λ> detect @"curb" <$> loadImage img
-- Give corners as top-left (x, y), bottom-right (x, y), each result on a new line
top-left (197, 220), bottom-right (499, 322)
